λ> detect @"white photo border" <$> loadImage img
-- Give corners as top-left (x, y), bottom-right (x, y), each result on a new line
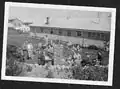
top-left (1, 2), bottom-right (116, 86)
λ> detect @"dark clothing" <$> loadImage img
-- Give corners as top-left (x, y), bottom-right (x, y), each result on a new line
top-left (46, 52), bottom-right (54, 65)
top-left (41, 45), bottom-right (46, 50)
top-left (23, 50), bottom-right (29, 61)
top-left (97, 52), bottom-right (102, 61)
top-left (97, 52), bottom-right (103, 65)
top-left (38, 53), bottom-right (45, 65)
top-left (51, 58), bottom-right (54, 65)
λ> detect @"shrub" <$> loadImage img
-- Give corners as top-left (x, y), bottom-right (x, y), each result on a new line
top-left (45, 65), bottom-right (73, 79)
top-left (6, 58), bottom-right (23, 76)
top-left (100, 57), bottom-right (109, 66)
top-left (26, 65), bottom-right (33, 72)
top-left (72, 65), bottom-right (89, 80)
top-left (6, 44), bottom-right (23, 76)
top-left (71, 65), bottom-right (108, 81)
top-left (46, 70), bottom-right (54, 78)
top-left (88, 45), bottom-right (98, 50)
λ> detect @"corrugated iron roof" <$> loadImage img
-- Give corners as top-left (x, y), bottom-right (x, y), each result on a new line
top-left (30, 18), bottom-right (110, 32)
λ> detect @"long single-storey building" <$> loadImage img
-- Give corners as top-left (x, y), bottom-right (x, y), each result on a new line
top-left (30, 25), bottom-right (110, 41)
top-left (8, 17), bottom-right (110, 48)
top-left (29, 17), bottom-right (110, 48)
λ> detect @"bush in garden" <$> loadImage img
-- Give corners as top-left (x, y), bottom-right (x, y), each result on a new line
top-left (71, 65), bottom-right (108, 81)
top-left (88, 45), bottom-right (98, 50)
top-left (72, 65), bottom-right (89, 80)
top-left (86, 66), bottom-right (108, 81)
top-left (7, 44), bottom-right (24, 62)
top-left (6, 44), bottom-right (23, 76)
top-left (6, 58), bottom-right (23, 76)
top-left (26, 65), bottom-right (33, 72)
top-left (46, 70), bottom-right (54, 78)
top-left (7, 45), bottom-right (18, 58)
top-left (45, 65), bottom-right (73, 79)
top-left (62, 46), bottom-right (74, 58)
top-left (100, 57), bottom-right (109, 66)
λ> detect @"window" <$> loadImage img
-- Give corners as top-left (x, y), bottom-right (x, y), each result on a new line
top-left (88, 32), bottom-right (92, 37)
top-left (92, 32), bottom-right (96, 37)
top-left (40, 28), bottom-right (43, 33)
top-left (59, 29), bottom-right (62, 35)
top-left (97, 33), bottom-right (100, 39)
top-left (67, 31), bottom-right (71, 36)
top-left (77, 31), bottom-right (82, 36)
top-left (100, 33), bottom-right (105, 40)
top-left (88, 32), bottom-right (97, 38)
top-left (33, 27), bottom-right (36, 31)
top-left (50, 29), bottom-right (53, 34)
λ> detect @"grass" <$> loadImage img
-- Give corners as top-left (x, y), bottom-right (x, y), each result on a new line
top-left (7, 29), bottom-right (109, 65)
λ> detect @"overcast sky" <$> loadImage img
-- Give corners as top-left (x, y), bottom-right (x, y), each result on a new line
top-left (9, 6), bottom-right (111, 31)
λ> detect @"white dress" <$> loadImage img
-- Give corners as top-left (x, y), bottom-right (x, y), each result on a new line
top-left (27, 43), bottom-right (33, 58)
top-left (44, 37), bottom-right (48, 46)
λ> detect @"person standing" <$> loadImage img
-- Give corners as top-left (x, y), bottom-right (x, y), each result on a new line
top-left (22, 40), bottom-right (28, 60)
top-left (44, 35), bottom-right (49, 46)
top-left (26, 41), bottom-right (34, 60)
top-left (97, 51), bottom-right (102, 65)
top-left (38, 51), bottom-right (45, 65)
top-left (22, 49), bottom-right (29, 61)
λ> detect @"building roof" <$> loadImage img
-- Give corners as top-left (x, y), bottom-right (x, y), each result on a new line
top-left (8, 22), bottom-right (14, 28)
top-left (30, 18), bottom-right (110, 32)
top-left (8, 18), bottom-right (33, 26)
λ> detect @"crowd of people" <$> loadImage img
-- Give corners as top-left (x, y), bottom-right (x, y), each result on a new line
top-left (16, 34), bottom-right (54, 65)
top-left (16, 31), bottom-right (107, 69)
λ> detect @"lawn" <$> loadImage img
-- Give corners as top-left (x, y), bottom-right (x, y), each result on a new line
top-left (7, 29), bottom-right (109, 65)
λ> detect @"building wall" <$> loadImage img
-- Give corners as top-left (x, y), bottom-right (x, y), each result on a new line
top-left (71, 30), bottom-right (77, 37)
top-left (52, 28), bottom-right (59, 35)
top-left (30, 26), bottom-right (110, 42)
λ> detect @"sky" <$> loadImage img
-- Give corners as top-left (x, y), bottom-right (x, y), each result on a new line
top-left (9, 6), bottom-right (111, 31)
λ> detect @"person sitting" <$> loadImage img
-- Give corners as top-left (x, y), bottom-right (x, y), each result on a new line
top-left (22, 49), bottom-right (29, 62)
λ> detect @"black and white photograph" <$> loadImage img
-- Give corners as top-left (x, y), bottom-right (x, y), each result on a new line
top-left (1, 2), bottom-right (116, 86)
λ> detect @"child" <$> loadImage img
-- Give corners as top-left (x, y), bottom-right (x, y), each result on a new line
top-left (27, 42), bottom-right (34, 60)
top-left (38, 51), bottom-right (45, 65)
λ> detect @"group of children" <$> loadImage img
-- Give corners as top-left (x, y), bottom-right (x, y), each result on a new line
top-left (20, 35), bottom-right (55, 66)
top-left (19, 33), bottom-right (104, 68)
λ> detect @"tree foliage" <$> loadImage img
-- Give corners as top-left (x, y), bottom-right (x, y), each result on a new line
top-left (6, 44), bottom-right (23, 76)
top-left (71, 65), bottom-right (108, 81)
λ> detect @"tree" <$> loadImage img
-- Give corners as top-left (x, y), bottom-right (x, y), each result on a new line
top-left (6, 44), bottom-right (23, 76)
